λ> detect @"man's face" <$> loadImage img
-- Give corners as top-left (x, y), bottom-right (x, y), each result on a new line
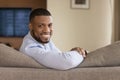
top-left (29, 16), bottom-right (53, 44)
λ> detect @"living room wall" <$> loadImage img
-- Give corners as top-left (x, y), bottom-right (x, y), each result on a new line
top-left (0, 0), bottom-right (46, 49)
top-left (47, 0), bottom-right (113, 52)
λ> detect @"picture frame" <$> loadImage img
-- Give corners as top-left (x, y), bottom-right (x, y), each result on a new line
top-left (71, 0), bottom-right (89, 9)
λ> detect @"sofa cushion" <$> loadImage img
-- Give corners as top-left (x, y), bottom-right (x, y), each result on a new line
top-left (79, 41), bottom-right (120, 67)
top-left (1, 67), bottom-right (120, 80)
top-left (0, 43), bottom-right (45, 68)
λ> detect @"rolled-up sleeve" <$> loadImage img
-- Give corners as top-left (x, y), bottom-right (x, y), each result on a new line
top-left (25, 45), bottom-right (84, 70)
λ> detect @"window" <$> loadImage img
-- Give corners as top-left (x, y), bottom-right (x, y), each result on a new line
top-left (0, 8), bottom-right (31, 37)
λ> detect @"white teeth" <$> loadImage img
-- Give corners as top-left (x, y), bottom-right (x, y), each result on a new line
top-left (42, 35), bottom-right (50, 38)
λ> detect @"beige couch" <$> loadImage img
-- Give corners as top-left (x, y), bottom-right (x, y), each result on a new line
top-left (1, 41), bottom-right (120, 80)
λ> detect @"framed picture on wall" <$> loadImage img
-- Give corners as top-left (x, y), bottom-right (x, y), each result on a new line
top-left (71, 0), bottom-right (89, 9)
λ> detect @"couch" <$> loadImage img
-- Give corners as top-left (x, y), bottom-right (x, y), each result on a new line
top-left (1, 41), bottom-right (120, 80)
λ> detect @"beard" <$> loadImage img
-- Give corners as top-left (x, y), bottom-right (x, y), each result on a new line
top-left (31, 30), bottom-right (51, 44)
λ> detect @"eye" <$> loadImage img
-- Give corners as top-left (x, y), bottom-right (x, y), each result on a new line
top-left (48, 23), bottom-right (52, 28)
top-left (38, 24), bottom-right (43, 28)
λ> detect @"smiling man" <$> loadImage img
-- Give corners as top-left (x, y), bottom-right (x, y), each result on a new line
top-left (20, 8), bottom-right (87, 70)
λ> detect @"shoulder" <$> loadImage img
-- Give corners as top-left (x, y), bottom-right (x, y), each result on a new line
top-left (23, 32), bottom-right (37, 44)
top-left (20, 32), bottom-right (39, 52)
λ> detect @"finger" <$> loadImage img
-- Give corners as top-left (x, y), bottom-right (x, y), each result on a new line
top-left (84, 50), bottom-right (88, 55)
top-left (79, 48), bottom-right (86, 58)
top-left (71, 47), bottom-right (86, 57)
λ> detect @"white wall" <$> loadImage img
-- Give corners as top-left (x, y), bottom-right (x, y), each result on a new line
top-left (47, 0), bottom-right (113, 52)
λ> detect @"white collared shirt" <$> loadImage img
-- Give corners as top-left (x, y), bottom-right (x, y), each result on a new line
top-left (20, 32), bottom-right (84, 70)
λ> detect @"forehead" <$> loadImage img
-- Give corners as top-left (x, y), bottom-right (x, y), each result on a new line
top-left (32, 16), bottom-right (53, 23)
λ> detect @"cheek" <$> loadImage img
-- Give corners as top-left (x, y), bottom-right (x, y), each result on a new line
top-left (34, 28), bottom-right (42, 33)
top-left (50, 29), bottom-right (53, 35)
top-left (50, 28), bottom-right (53, 32)
top-left (33, 29), bottom-right (41, 37)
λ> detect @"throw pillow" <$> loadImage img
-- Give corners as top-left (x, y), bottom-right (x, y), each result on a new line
top-left (79, 41), bottom-right (120, 67)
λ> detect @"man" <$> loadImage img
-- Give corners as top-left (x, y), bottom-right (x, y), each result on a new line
top-left (20, 8), bottom-right (87, 70)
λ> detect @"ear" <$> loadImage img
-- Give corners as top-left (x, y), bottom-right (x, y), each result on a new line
top-left (29, 23), bottom-right (33, 31)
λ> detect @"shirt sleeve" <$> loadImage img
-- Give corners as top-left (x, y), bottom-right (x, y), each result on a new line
top-left (24, 45), bottom-right (84, 70)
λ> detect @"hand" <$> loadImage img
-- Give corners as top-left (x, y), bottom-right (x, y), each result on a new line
top-left (71, 47), bottom-right (87, 58)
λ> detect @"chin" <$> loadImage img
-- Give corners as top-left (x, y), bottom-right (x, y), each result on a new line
top-left (42, 40), bottom-right (50, 44)
top-left (39, 39), bottom-right (50, 44)
top-left (42, 38), bottom-right (50, 43)
top-left (37, 37), bottom-right (51, 44)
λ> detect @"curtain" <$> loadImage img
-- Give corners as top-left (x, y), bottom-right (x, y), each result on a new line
top-left (113, 0), bottom-right (120, 41)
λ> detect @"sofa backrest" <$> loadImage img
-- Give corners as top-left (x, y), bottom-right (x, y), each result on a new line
top-left (0, 43), bottom-right (46, 68)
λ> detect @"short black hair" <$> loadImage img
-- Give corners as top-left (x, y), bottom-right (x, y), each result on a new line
top-left (29, 8), bottom-right (51, 22)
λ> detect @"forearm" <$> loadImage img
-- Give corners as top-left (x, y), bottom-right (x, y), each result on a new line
top-left (25, 47), bottom-right (84, 70)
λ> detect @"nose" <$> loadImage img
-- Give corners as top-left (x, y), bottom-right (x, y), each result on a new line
top-left (43, 26), bottom-right (50, 32)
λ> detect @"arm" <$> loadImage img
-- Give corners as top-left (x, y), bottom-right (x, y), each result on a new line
top-left (24, 45), bottom-right (84, 70)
